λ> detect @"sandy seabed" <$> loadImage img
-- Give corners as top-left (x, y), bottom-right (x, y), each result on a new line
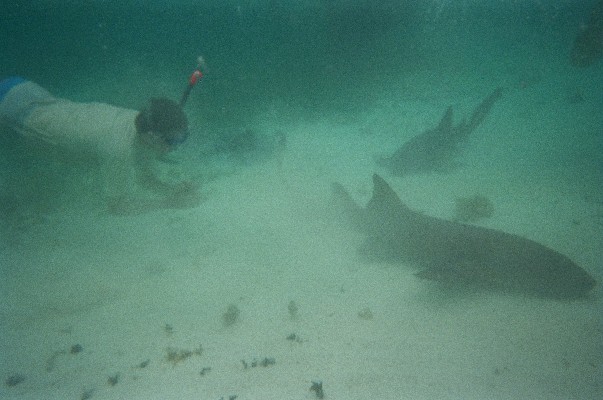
top-left (1, 23), bottom-right (602, 400)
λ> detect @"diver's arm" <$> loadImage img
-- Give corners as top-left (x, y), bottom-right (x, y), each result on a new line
top-left (137, 156), bottom-right (181, 195)
top-left (134, 146), bottom-right (201, 209)
top-left (102, 151), bottom-right (197, 215)
top-left (106, 173), bottom-right (200, 216)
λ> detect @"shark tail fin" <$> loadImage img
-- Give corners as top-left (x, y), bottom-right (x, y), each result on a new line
top-left (466, 88), bottom-right (503, 133)
top-left (437, 107), bottom-right (454, 132)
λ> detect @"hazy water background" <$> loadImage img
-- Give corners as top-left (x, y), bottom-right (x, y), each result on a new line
top-left (1, 1), bottom-right (602, 399)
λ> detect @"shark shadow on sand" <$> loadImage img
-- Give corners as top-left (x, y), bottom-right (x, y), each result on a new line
top-left (333, 174), bottom-right (597, 300)
top-left (377, 88), bottom-right (503, 176)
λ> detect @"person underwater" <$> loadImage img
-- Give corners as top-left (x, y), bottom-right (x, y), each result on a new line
top-left (0, 65), bottom-right (204, 215)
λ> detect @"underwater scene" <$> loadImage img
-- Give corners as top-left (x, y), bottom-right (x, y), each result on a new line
top-left (1, 0), bottom-right (602, 399)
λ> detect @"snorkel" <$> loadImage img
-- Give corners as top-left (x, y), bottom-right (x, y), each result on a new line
top-left (135, 56), bottom-right (205, 150)
top-left (180, 55), bottom-right (206, 107)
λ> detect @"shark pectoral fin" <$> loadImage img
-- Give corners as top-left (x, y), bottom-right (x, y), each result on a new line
top-left (416, 263), bottom-right (500, 288)
top-left (415, 267), bottom-right (457, 282)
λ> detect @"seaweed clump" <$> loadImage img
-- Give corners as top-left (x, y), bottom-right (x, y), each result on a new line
top-left (70, 344), bottom-right (83, 354)
top-left (288, 300), bottom-right (298, 319)
top-left (107, 373), bottom-right (120, 386)
top-left (165, 345), bottom-right (203, 366)
top-left (453, 194), bottom-right (494, 223)
top-left (222, 304), bottom-right (241, 327)
top-left (241, 357), bottom-right (276, 369)
top-left (357, 308), bottom-right (374, 320)
top-left (5, 374), bottom-right (25, 387)
top-left (310, 380), bottom-right (324, 399)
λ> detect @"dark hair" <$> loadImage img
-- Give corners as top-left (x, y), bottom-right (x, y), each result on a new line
top-left (135, 97), bottom-right (188, 144)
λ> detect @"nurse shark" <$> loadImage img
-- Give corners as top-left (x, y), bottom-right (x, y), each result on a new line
top-left (333, 174), bottom-right (597, 299)
top-left (377, 88), bottom-right (502, 176)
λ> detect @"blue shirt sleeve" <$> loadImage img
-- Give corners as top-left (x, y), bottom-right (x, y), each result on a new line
top-left (0, 77), bottom-right (26, 102)
top-left (0, 78), bottom-right (55, 129)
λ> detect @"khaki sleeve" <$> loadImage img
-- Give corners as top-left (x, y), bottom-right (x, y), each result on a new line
top-left (102, 151), bottom-right (136, 200)
top-left (21, 99), bottom-right (140, 200)
top-left (22, 100), bottom-right (138, 155)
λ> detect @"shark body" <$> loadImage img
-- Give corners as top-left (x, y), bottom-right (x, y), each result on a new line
top-left (333, 174), bottom-right (596, 300)
top-left (378, 88), bottom-right (503, 176)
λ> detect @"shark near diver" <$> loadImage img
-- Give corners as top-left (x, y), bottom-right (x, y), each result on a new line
top-left (333, 174), bottom-right (597, 300)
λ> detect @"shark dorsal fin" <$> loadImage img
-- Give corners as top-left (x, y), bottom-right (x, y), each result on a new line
top-left (368, 174), bottom-right (411, 214)
top-left (437, 107), bottom-right (454, 132)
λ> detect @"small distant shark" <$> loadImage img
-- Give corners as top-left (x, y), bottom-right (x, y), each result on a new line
top-left (570, 0), bottom-right (603, 67)
top-left (333, 174), bottom-right (597, 300)
top-left (377, 88), bottom-right (503, 176)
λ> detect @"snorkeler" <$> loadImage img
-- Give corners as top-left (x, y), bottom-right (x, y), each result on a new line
top-left (0, 60), bottom-right (204, 215)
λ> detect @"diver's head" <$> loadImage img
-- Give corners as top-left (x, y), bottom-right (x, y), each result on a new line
top-left (135, 97), bottom-right (188, 151)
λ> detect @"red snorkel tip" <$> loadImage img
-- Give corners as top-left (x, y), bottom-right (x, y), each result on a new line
top-left (189, 69), bottom-right (203, 86)
top-left (180, 55), bottom-right (206, 107)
